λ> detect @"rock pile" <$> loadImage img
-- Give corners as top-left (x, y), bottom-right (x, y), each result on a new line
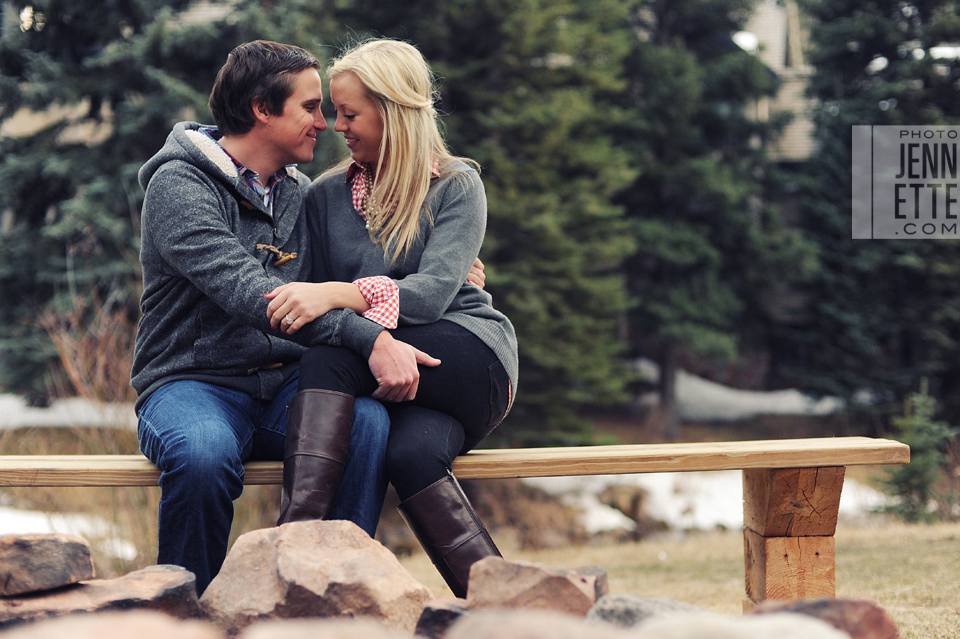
top-left (0, 533), bottom-right (201, 629)
top-left (0, 526), bottom-right (901, 639)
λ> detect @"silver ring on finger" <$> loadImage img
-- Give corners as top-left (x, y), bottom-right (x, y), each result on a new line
top-left (285, 315), bottom-right (293, 326)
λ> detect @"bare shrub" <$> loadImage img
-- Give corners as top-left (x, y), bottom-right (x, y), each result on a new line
top-left (38, 289), bottom-right (137, 404)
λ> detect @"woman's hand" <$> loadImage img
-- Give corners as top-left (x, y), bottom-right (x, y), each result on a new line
top-left (266, 282), bottom-right (369, 335)
top-left (467, 257), bottom-right (485, 289)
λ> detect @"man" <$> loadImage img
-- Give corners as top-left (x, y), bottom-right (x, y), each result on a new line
top-left (132, 40), bottom-right (438, 594)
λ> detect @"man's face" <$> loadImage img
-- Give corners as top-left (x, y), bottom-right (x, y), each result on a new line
top-left (265, 68), bottom-right (327, 166)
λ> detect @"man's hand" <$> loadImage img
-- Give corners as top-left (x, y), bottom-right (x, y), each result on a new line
top-left (367, 331), bottom-right (441, 402)
top-left (467, 257), bottom-right (486, 289)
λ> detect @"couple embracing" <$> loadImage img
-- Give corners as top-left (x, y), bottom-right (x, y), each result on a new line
top-left (132, 39), bottom-right (517, 598)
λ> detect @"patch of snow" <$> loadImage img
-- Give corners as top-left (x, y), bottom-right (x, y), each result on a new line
top-left (523, 472), bottom-right (893, 533)
top-left (0, 394), bottom-right (136, 430)
top-left (632, 359), bottom-right (844, 422)
top-left (0, 506), bottom-right (138, 560)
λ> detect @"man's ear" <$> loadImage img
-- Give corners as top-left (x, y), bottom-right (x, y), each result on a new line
top-left (252, 98), bottom-right (271, 125)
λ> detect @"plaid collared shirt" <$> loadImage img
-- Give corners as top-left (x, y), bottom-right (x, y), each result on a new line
top-left (200, 127), bottom-right (290, 215)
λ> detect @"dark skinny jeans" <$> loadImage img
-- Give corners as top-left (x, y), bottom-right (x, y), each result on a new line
top-left (298, 320), bottom-right (511, 500)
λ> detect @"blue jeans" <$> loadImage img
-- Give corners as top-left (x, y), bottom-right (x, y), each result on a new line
top-left (137, 375), bottom-right (389, 594)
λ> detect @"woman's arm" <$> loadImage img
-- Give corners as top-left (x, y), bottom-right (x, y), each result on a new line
top-left (266, 281), bottom-right (370, 335)
top-left (393, 168), bottom-right (489, 325)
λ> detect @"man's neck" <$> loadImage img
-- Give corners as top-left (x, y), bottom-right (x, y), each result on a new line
top-left (219, 134), bottom-right (282, 178)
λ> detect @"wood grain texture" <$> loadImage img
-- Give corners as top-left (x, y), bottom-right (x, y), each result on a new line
top-left (744, 529), bottom-right (836, 603)
top-left (743, 467), bottom-right (845, 537)
top-left (0, 437), bottom-right (909, 487)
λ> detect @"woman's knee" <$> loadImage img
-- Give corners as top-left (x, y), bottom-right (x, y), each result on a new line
top-left (385, 408), bottom-right (464, 497)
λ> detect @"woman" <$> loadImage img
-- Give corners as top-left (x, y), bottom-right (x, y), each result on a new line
top-left (263, 38), bottom-right (518, 597)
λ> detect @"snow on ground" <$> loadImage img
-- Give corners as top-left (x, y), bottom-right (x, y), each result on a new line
top-left (523, 472), bottom-right (895, 535)
top-left (632, 359), bottom-right (845, 422)
top-left (0, 394), bottom-right (136, 430)
top-left (0, 505), bottom-right (138, 559)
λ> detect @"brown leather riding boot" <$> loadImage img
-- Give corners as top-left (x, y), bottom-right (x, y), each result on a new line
top-left (397, 472), bottom-right (502, 598)
top-left (277, 389), bottom-right (354, 525)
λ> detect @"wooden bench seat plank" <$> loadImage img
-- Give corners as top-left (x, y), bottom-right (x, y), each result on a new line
top-left (450, 437), bottom-right (909, 479)
top-left (0, 437), bottom-right (909, 487)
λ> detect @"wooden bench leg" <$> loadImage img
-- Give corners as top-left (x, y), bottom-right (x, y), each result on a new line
top-left (741, 467), bottom-right (844, 610)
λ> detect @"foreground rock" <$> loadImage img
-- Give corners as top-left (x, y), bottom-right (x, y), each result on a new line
top-left (586, 594), bottom-right (721, 628)
top-left (237, 618), bottom-right (411, 639)
top-left (0, 611), bottom-right (221, 639)
top-left (466, 557), bottom-right (608, 616)
top-left (0, 565), bottom-right (200, 629)
top-left (446, 609), bottom-right (636, 639)
top-left (751, 598), bottom-right (901, 639)
top-left (0, 534), bottom-right (94, 596)
top-left (634, 612), bottom-right (850, 638)
top-left (415, 599), bottom-right (471, 639)
top-left (200, 520), bottom-right (431, 636)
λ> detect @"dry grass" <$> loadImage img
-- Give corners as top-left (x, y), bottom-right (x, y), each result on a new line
top-left (399, 522), bottom-right (960, 639)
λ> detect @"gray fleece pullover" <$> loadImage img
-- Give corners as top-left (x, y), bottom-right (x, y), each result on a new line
top-left (132, 122), bottom-right (383, 411)
top-left (307, 161), bottom-right (519, 396)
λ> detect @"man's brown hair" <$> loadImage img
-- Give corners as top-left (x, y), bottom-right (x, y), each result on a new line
top-left (208, 40), bottom-right (320, 136)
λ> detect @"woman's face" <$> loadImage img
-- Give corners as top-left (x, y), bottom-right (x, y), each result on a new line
top-left (330, 72), bottom-right (384, 166)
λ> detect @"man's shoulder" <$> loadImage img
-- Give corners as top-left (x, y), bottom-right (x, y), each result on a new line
top-left (144, 158), bottom-right (222, 197)
top-left (285, 166), bottom-right (313, 189)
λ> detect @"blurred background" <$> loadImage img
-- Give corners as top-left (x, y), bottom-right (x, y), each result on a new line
top-left (1, 0), bottom-right (959, 577)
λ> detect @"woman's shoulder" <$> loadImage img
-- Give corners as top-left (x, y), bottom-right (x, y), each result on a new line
top-left (435, 159), bottom-right (483, 194)
top-left (310, 166), bottom-right (350, 191)
top-left (441, 158), bottom-right (480, 179)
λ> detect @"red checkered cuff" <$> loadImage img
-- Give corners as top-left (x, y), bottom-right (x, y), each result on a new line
top-left (353, 276), bottom-right (400, 329)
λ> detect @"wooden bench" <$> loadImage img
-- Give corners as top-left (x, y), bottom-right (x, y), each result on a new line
top-left (0, 436), bottom-right (909, 608)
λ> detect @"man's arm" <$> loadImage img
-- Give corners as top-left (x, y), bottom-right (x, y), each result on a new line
top-left (143, 164), bottom-right (382, 355)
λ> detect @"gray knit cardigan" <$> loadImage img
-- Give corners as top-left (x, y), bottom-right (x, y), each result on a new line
top-left (306, 161), bottom-right (519, 397)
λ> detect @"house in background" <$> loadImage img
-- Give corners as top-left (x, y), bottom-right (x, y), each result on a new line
top-left (737, 0), bottom-right (818, 163)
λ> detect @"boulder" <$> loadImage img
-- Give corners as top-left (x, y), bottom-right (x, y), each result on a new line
top-left (200, 520), bottom-right (432, 637)
top-left (414, 598), bottom-right (471, 639)
top-left (466, 557), bottom-right (608, 617)
top-left (634, 611), bottom-right (851, 639)
top-left (0, 566), bottom-right (201, 629)
top-left (0, 533), bottom-right (94, 596)
top-left (586, 594), bottom-right (720, 628)
top-left (750, 598), bottom-right (901, 639)
top-left (446, 609), bottom-right (635, 639)
top-left (237, 618), bottom-right (411, 639)
top-left (0, 611), bottom-right (221, 639)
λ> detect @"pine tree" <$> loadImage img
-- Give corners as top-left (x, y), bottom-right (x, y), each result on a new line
top-left (881, 381), bottom-right (959, 522)
top-left (613, 0), bottom-right (816, 438)
top-left (777, 0), bottom-right (960, 420)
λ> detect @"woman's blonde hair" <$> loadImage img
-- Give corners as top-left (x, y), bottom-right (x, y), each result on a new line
top-left (326, 39), bottom-right (475, 262)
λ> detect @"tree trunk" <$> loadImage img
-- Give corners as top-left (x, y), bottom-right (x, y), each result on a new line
top-left (657, 339), bottom-right (681, 440)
